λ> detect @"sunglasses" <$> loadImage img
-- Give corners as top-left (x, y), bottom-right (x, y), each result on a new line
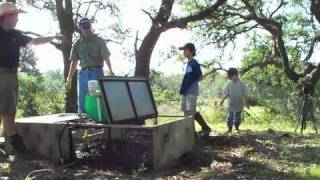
top-left (80, 24), bottom-right (91, 29)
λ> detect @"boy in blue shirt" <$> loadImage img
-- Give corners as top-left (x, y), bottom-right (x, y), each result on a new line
top-left (179, 43), bottom-right (211, 137)
top-left (220, 68), bottom-right (249, 133)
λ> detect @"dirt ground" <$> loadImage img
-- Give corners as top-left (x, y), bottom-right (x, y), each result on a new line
top-left (1, 130), bottom-right (320, 180)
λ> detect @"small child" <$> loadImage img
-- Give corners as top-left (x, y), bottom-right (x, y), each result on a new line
top-left (220, 68), bottom-right (249, 133)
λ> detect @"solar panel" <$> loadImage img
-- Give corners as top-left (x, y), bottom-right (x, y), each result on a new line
top-left (99, 76), bottom-right (158, 124)
top-left (128, 81), bottom-right (156, 117)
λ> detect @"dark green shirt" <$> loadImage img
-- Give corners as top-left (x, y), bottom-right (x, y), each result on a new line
top-left (70, 34), bottom-right (110, 68)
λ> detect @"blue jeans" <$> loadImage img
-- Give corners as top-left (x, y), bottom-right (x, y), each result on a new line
top-left (227, 112), bottom-right (242, 128)
top-left (78, 68), bottom-right (104, 113)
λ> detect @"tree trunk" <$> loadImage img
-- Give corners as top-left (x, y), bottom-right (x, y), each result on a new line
top-left (134, 26), bottom-right (162, 78)
top-left (56, 0), bottom-right (78, 113)
top-left (62, 43), bottom-right (78, 113)
top-left (133, 0), bottom-right (226, 78)
top-left (311, 0), bottom-right (320, 23)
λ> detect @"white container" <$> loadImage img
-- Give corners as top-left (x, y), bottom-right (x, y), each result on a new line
top-left (88, 80), bottom-right (99, 94)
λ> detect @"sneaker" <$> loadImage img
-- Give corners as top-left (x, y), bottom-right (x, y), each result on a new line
top-left (227, 127), bottom-right (232, 133)
top-left (198, 128), bottom-right (211, 137)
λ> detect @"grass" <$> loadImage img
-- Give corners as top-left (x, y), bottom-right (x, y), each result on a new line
top-left (154, 104), bottom-right (320, 179)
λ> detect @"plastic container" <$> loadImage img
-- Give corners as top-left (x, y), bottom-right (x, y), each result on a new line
top-left (88, 80), bottom-right (99, 94)
top-left (85, 81), bottom-right (110, 123)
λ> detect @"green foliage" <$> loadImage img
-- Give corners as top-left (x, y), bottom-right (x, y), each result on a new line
top-left (18, 70), bottom-right (65, 118)
top-left (149, 69), bottom-right (181, 105)
top-left (19, 48), bottom-right (41, 76)
top-left (18, 74), bottom-right (43, 117)
top-left (16, 48), bottom-right (65, 117)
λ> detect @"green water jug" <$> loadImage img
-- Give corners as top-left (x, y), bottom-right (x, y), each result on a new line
top-left (85, 90), bottom-right (110, 123)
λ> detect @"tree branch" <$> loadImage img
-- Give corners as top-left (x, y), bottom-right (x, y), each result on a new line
top-left (269, 0), bottom-right (286, 18)
top-left (141, 9), bottom-right (155, 22)
top-left (304, 36), bottom-right (320, 62)
top-left (103, 38), bottom-right (122, 45)
top-left (134, 31), bottom-right (139, 55)
top-left (240, 0), bottom-right (302, 82)
top-left (155, 0), bottom-right (175, 23)
top-left (163, 0), bottom-right (227, 29)
top-left (240, 56), bottom-right (282, 75)
top-left (201, 61), bottom-right (227, 80)
top-left (311, 0), bottom-right (320, 23)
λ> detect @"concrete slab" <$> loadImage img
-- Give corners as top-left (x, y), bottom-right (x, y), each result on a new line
top-left (152, 117), bottom-right (195, 169)
top-left (16, 113), bottom-right (82, 123)
top-left (15, 114), bottom-right (195, 169)
top-left (16, 113), bottom-right (76, 161)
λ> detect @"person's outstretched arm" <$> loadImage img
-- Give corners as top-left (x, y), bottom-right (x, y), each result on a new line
top-left (28, 35), bottom-right (66, 46)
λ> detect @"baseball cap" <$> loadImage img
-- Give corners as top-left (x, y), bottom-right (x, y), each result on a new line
top-left (79, 18), bottom-right (91, 29)
top-left (179, 43), bottom-right (196, 52)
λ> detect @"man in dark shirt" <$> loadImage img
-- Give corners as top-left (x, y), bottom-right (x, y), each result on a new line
top-left (179, 43), bottom-right (211, 137)
top-left (0, 2), bottom-right (65, 155)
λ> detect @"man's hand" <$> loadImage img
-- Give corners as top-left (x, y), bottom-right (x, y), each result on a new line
top-left (55, 34), bottom-right (67, 42)
top-left (109, 71), bottom-right (115, 76)
top-left (66, 77), bottom-right (73, 91)
top-left (219, 100), bottom-right (224, 106)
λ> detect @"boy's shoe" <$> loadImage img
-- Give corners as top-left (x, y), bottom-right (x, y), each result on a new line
top-left (194, 112), bottom-right (212, 134)
top-left (198, 128), bottom-right (211, 137)
top-left (235, 122), bottom-right (240, 133)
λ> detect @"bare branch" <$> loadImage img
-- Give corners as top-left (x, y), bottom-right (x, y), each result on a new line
top-left (311, 0), bottom-right (320, 23)
top-left (84, 1), bottom-right (93, 17)
top-left (141, 9), bottom-right (155, 22)
top-left (134, 31), bottom-right (139, 55)
top-left (240, 57), bottom-right (282, 75)
top-left (201, 61), bottom-right (227, 80)
top-left (269, 0), bottom-right (286, 18)
top-left (103, 38), bottom-right (122, 45)
top-left (303, 36), bottom-right (320, 62)
top-left (240, 0), bottom-right (303, 82)
top-left (163, 0), bottom-right (227, 29)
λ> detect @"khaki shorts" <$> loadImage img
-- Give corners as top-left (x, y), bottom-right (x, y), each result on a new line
top-left (0, 70), bottom-right (18, 114)
top-left (181, 94), bottom-right (198, 116)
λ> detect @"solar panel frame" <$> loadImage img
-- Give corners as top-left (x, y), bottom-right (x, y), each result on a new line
top-left (99, 76), bottom-right (158, 124)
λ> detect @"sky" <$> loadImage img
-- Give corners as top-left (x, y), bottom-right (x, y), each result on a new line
top-left (14, 0), bottom-right (246, 76)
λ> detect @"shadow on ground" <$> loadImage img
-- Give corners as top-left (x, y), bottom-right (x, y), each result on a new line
top-left (1, 130), bottom-right (320, 180)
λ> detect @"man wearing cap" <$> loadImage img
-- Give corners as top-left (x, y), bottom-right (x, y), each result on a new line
top-left (66, 18), bottom-right (114, 113)
top-left (0, 2), bottom-right (66, 154)
top-left (179, 43), bottom-right (212, 137)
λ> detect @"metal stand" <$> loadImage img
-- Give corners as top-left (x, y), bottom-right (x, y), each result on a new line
top-left (294, 99), bottom-right (318, 134)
